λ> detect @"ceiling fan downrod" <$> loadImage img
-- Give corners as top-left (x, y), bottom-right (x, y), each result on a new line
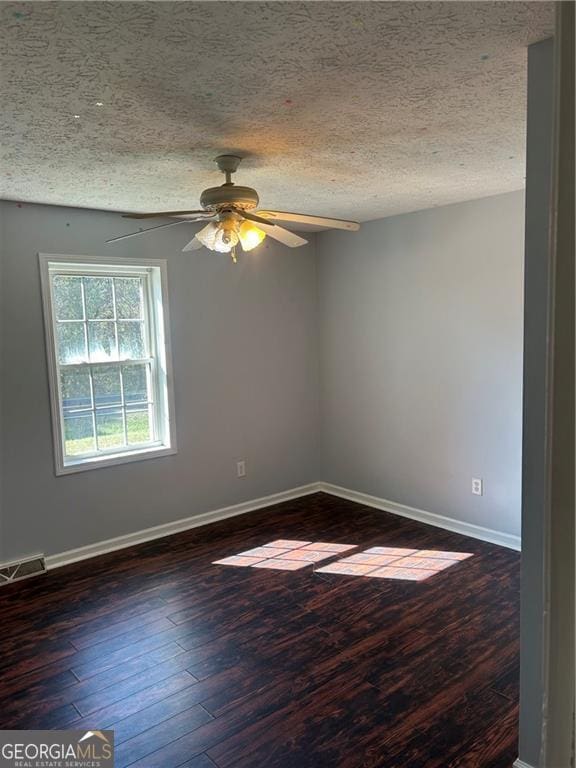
top-left (215, 154), bottom-right (242, 186)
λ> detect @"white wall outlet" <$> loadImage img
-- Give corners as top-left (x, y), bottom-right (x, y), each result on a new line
top-left (236, 460), bottom-right (246, 478)
top-left (472, 477), bottom-right (483, 496)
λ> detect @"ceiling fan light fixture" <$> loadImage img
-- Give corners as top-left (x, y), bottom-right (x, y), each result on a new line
top-left (238, 220), bottom-right (266, 252)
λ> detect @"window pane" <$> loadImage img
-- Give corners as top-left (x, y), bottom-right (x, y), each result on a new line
top-left (64, 414), bottom-right (95, 456)
top-left (126, 408), bottom-right (151, 444)
top-left (118, 321), bottom-right (145, 359)
top-left (122, 364), bottom-right (149, 403)
top-left (84, 277), bottom-right (114, 319)
top-left (60, 369), bottom-right (92, 411)
top-left (88, 321), bottom-right (117, 361)
top-left (96, 408), bottom-right (125, 450)
top-left (52, 276), bottom-right (84, 321)
top-left (57, 322), bottom-right (87, 364)
top-left (115, 277), bottom-right (143, 319)
top-left (92, 365), bottom-right (121, 407)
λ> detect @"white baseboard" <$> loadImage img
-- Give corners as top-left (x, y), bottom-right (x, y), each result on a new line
top-left (42, 478), bottom-right (520, 571)
top-left (513, 760), bottom-right (536, 768)
top-left (45, 482), bottom-right (322, 570)
top-left (319, 482), bottom-right (521, 551)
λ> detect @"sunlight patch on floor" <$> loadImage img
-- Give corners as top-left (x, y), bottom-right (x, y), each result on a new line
top-left (213, 540), bottom-right (356, 570)
top-left (213, 541), bottom-right (472, 580)
top-left (316, 548), bottom-right (473, 581)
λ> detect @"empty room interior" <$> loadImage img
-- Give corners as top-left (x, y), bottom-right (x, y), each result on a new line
top-left (0, 3), bottom-right (574, 768)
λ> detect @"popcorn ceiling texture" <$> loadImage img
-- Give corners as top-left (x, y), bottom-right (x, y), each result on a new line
top-left (0, 1), bottom-right (553, 221)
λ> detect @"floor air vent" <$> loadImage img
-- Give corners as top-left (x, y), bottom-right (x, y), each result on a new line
top-left (0, 555), bottom-right (46, 586)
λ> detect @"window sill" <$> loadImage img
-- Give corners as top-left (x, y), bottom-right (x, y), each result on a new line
top-left (56, 445), bottom-right (177, 476)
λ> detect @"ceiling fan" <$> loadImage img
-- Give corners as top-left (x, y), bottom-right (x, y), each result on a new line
top-left (106, 155), bottom-right (360, 262)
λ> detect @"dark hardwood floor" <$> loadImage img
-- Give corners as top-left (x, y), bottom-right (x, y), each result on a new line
top-left (0, 493), bottom-right (520, 767)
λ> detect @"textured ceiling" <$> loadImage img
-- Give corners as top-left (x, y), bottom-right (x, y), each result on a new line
top-left (0, 1), bottom-right (554, 222)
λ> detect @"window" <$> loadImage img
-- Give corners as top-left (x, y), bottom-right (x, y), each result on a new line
top-left (40, 255), bottom-right (176, 474)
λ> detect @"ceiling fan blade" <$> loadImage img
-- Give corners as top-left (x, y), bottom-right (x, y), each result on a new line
top-left (240, 211), bottom-right (277, 228)
top-left (122, 210), bottom-right (211, 220)
top-left (182, 236), bottom-right (204, 252)
top-left (106, 219), bottom-right (189, 244)
top-left (256, 210), bottom-right (360, 231)
top-left (245, 218), bottom-right (308, 248)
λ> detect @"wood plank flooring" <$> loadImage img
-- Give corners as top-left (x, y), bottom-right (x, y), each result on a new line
top-left (0, 493), bottom-right (520, 767)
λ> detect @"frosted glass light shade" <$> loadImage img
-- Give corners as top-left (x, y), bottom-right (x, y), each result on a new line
top-left (195, 222), bottom-right (220, 250)
top-left (214, 225), bottom-right (239, 253)
top-left (239, 220), bottom-right (266, 251)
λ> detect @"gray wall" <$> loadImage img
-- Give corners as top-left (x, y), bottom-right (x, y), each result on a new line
top-left (317, 191), bottom-right (524, 538)
top-left (0, 189), bottom-right (526, 562)
top-left (0, 201), bottom-right (320, 560)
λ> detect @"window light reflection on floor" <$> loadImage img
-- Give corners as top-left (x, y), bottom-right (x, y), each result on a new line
top-left (316, 547), bottom-right (473, 581)
top-left (213, 542), bottom-right (472, 580)
top-left (213, 540), bottom-right (356, 570)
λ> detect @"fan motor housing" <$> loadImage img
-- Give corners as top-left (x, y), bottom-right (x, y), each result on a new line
top-left (200, 185), bottom-right (259, 211)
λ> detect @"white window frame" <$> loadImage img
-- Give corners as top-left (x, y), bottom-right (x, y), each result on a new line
top-left (39, 254), bottom-right (177, 475)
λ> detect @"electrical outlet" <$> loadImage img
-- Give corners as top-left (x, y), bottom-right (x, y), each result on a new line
top-left (237, 460), bottom-right (246, 478)
top-left (472, 477), bottom-right (483, 496)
